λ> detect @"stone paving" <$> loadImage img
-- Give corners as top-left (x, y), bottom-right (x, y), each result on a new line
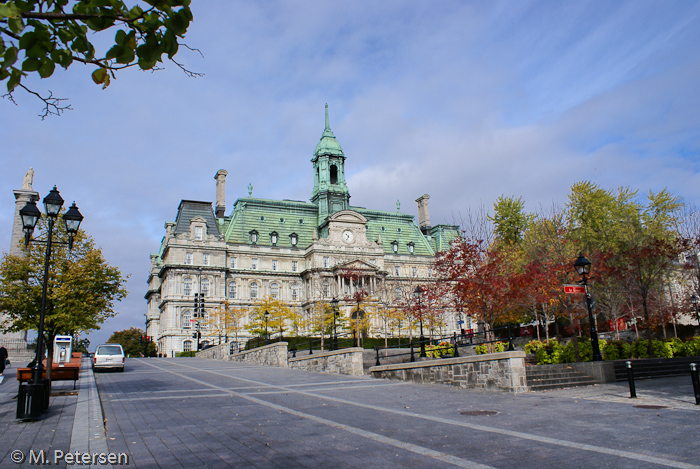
top-left (0, 357), bottom-right (698, 468)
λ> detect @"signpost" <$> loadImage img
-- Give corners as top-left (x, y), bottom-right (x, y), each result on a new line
top-left (563, 284), bottom-right (586, 294)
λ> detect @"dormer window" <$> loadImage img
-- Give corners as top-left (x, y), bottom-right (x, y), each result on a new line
top-left (194, 226), bottom-right (203, 240)
top-left (408, 242), bottom-right (415, 254)
top-left (290, 233), bottom-right (298, 247)
top-left (391, 240), bottom-right (399, 253)
top-left (270, 231), bottom-right (278, 246)
top-left (249, 230), bottom-right (258, 244)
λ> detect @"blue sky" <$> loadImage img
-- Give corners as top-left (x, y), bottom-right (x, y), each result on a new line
top-left (1, 0), bottom-right (698, 348)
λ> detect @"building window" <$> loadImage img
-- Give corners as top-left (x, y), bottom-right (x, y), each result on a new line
top-left (270, 231), bottom-right (278, 246)
top-left (183, 277), bottom-right (192, 296)
top-left (185, 252), bottom-right (193, 265)
top-left (194, 226), bottom-right (203, 240)
top-left (408, 242), bottom-right (415, 254)
top-left (183, 311), bottom-right (192, 329)
top-left (323, 256), bottom-right (329, 268)
top-left (292, 261), bottom-right (298, 272)
top-left (203, 253), bottom-right (210, 266)
top-left (271, 283), bottom-right (279, 299)
top-left (200, 312), bottom-right (209, 329)
top-left (395, 288), bottom-right (402, 301)
top-left (370, 259), bottom-right (376, 265)
top-left (322, 280), bottom-right (329, 297)
top-left (291, 283), bottom-right (299, 301)
top-left (231, 257), bottom-right (238, 269)
top-left (250, 230), bottom-right (258, 244)
top-left (250, 282), bottom-right (258, 299)
top-left (394, 266), bottom-right (400, 276)
top-left (228, 282), bottom-right (237, 299)
top-left (391, 241), bottom-right (398, 253)
top-left (201, 278), bottom-right (210, 297)
top-left (272, 260), bottom-right (278, 271)
top-left (290, 233), bottom-right (298, 247)
top-left (251, 258), bottom-right (258, 270)
top-left (412, 267), bottom-right (418, 277)
top-left (183, 340), bottom-right (193, 351)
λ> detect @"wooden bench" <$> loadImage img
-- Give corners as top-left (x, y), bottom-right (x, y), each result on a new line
top-left (17, 352), bottom-right (82, 389)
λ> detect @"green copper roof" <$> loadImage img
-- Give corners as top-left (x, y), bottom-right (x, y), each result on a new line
top-left (313, 104), bottom-right (344, 159)
top-left (223, 198), bottom-right (318, 247)
top-left (354, 207), bottom-right (435, 256)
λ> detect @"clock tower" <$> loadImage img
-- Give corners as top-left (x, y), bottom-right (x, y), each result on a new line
top-left (310, 104), bottom-right (350, 221)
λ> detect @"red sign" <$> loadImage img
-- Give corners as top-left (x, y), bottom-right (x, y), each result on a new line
top-left (563, 284), bottom-right (586, 294)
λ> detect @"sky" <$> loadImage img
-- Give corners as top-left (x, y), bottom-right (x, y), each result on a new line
top-left (1, 0), bottom-right (699, 349)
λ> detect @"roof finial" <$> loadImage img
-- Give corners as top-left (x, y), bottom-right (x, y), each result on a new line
top-left (325, 103), bottom-right (330, 131)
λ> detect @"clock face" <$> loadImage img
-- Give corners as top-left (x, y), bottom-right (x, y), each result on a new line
top-left (342, 230), bottom-right (354, 243)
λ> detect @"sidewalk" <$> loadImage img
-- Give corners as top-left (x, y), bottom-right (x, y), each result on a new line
top-left (0, 357), bottom-right (108, 467)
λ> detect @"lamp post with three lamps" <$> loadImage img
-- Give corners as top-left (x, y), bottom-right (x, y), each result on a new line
top-left (17, 186), bottom-right (83, 419)
top-left (573, 254), bottom-right (602, 362)
top-left (264, 310), bottom-right (270, 344)
top-left (330, 298), bottom-right (340, 351)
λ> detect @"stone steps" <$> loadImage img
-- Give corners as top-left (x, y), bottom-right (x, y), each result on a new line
top-left (526, 365), bottom-right (600, 391)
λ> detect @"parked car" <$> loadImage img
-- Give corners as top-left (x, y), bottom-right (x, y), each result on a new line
top-left (93, 344), bottom-right (125, 372)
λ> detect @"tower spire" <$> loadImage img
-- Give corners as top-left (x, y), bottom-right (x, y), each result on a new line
top-left (325, 103), bottom-right (330, 131)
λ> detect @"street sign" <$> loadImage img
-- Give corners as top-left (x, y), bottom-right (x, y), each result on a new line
top-left (563, 284), bottom-right (586, 294)
top-left (456, 320), bottom-right (464, 325)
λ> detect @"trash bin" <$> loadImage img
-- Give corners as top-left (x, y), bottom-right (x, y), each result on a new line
top-left (16, 382), bottom-right (46, 420)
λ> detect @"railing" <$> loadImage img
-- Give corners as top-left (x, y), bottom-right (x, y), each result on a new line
top-left (288, 332), bottom-right (357, 358)
top-left (370, 323), bottom-right (517, 367)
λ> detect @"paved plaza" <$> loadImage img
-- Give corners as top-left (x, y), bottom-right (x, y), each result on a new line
top-left (0, 357), bottom-right (698, 468)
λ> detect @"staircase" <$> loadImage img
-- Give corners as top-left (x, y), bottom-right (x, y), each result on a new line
top-left (612, 357), bottom-right (700, 381)
top-left (526, 364), bottom-right (600, 391)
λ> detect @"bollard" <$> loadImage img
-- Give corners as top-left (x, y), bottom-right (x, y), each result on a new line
top-left (626, 361), bottom-right (636, 398)
top-left (375, 347), bottom-right (381, 366)
top-left (690, 363), bottom-right (700, 405)
top-left (309, 338), bottom-right (313, 355)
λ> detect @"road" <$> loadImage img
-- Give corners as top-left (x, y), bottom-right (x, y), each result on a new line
top-left (93, 357), bottom-right (700, 468)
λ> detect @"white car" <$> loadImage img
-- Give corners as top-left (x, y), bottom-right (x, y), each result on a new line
top-left (93, 344), bottom-right (125, 372)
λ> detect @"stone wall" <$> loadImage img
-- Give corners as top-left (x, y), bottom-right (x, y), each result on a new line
top-left (288, 348), bottom-right (364, 376)
top-left (228, 342), bottom-right (288, 367)
top-left (195, 343), bottom-right (232, 360)
top-left (369, 351), bottom-right (528, 392)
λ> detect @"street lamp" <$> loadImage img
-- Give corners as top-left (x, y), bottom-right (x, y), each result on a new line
top-left (17, 186), bottom-right (83, 420)
top-left (330, 298), bottom-right (339, 351)
top-left (574, 254), bottom-right (602, 361)
top-left (264, 310), bottom-right (270, 344)
top-left (414, 285), bottom-right (426, 358)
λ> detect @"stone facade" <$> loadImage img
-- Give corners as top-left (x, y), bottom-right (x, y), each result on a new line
top-left (146, 106), bottom-right (461, 357)
top-left (369, 351), bottom-right (528, 392)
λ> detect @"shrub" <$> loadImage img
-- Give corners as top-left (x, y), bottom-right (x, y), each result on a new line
top-left (475, 344), bottom-right (487, 355)
top-left (475, 341), bottom-right (509, 355)
top-left (426, 341), bottom-right (455, 358)
top-left (684, 337), bottom-right (700, 357)
top-left (602, 340), bottom-right (624, 361)
top-left (176, 351), bottom-right (196, 357)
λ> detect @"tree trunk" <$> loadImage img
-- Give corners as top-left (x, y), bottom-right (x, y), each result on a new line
top-left (569, 310), bottom-right (580, 362)
top-left (643, 294), bottom-right (653, 357)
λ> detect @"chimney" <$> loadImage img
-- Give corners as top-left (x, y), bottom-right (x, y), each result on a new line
top-left (214, 169), bottom-right (228, 218)
top-left (415, 194), bottom-right (431, 235)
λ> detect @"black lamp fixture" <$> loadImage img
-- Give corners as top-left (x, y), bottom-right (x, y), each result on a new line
top-left (413, 285), bottom-right (426, 358)
top-left (573, 254), bottom-right (602, 361)
top-left (17, 186), bottom-right (83, 420)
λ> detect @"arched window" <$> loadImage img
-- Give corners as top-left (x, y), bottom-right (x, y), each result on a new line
top-left (270, 283), bottom-right (280, 299)
top-left (183, 310), bottom-right (192, 329)
top-left (183, 277), bottom-right (192, 296)
top-left (228, 282), bottom-right (237, 299)
top-left (183, 340), bottom-right (193, 351)
top-left (395, 288), bottom-right (402, 301)
top-left (250, 282), bottom-right (258, 299)
top-left (201, 278), bottom-right (210, 297)
top-left (322, 280), bottom-right (330, 297)
top-left (330, 164), bottom-right (338, 184)
top-left (291, 283), bottom-right (299, 301)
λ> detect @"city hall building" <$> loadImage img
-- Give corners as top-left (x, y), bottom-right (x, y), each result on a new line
top-left (146, 106), bottom-right (461, 356)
